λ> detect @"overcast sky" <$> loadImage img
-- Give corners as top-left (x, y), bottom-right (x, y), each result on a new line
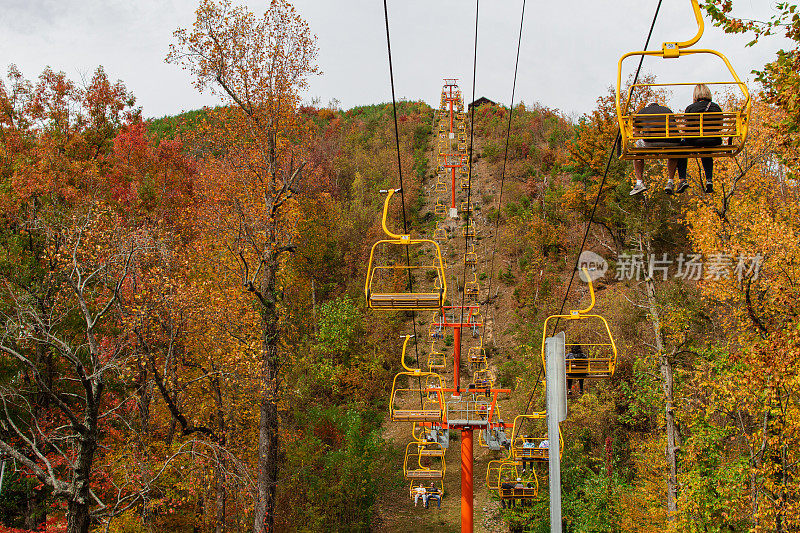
top-left (0, 0), bottom-right (792, 119)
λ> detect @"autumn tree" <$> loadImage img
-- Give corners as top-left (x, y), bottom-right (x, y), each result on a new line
top-left (167, 1), bottom-right (318, 531)
top-left (0, 66), bottom-right (145, 533)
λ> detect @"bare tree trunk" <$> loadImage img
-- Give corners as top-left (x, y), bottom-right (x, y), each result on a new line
top-left (640, 237), bottom-right (680, 520)
top-left (67, 423), bottom-right (99, 533)
top-left (211, 366), bottom-right (227, 533)
top-left (254, 265), bottom-right (280, 533)
top-left (214, 459), bottom-right (227, 533)
top-left (311, 278), bottom-right (318, 336)
top-left (67, 500), bottom-right (91, 533)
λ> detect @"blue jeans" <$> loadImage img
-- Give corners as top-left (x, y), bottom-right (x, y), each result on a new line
top-left (427, 494), bottom-right (441, 508)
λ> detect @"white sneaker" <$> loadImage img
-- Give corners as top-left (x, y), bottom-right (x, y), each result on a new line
top-left (664, 180), bottom-right (674, 195)
top-left (629, 182), bottom-right (648, 196)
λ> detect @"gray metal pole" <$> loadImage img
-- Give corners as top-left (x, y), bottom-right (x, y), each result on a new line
top-left (546, 332), bottom-right (566, 533)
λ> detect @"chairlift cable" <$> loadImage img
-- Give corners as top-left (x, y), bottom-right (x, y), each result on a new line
top-left (383, 0), bottom-right (421, 360)
top-left (551, 0), bottom-right (664, 336)
top-left (483, 0), bottom-right (526, 341)
top-left (458, 0), bottom-right (480, 387)
top-left (531, 0), bottom-right (664, 419)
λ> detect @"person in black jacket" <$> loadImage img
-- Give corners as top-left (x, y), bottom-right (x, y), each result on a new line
top-left (671, 84), bottom-right (723, 194)
top-left (630, 102), bottom-right (681, 196)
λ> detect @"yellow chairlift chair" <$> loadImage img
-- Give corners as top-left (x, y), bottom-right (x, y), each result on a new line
top-left (464, 243), bottom-right (478, 266)
top-left (366, 189), bottom-right (447, 310)
top-left (469, 340), bottom-right (486, 369)
top-left (435, 197), bottom-right (447, 217)
top-left (510, 413), bottom-right (563, 464)
top-left (465, 273), bottom-right (480, 303)
top-left (433, 223), bottom-right (447, 242)
top-left (404, 440), bottom-right (446, 480)
top-left (428, 341), bottom-right (446, 371)
top-left (486, 459), bottom-right (538, 501)
top-left (462, 220), bottom-right (477, 239)
top-left (390, 336), bottom-right (445, 422)
top-left (472, 368), bottom-right (493, 390)
top-left (615, 0), bottom-right (750, 160)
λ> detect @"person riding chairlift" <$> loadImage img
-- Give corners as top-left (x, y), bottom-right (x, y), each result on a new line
top-left (566, 345), bottom-right (588, 395)
top-left (413, 484), bottom-right (427, 507)
top-left (521, 436), bottom-right (536, 473)
top-left (668, 84), bottom-right (723, 195)
top-left (629, 102), bottom-right (681, 196)
top-left (425, 482), bottom-right (441, 509)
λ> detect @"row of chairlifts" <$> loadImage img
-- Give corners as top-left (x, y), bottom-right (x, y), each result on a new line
top-left (374, 0), bottom-right (750, 512)
top-left (432, 83), bottom-right (467, 245)
top-left (616, 0), bottom-right (750, 161)
top-left (479, 0), bottom-right (752, 501)
top-left (483, 268), bottom-right (613, 505)
top-left (431, 81), bottom-right (490, 420)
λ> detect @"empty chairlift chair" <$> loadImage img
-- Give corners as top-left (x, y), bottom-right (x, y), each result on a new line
top-left (365, 189), bottom-right (447, 310)
top-left (427, 342), bottom-right (446, 371)
top-left (433, 223), bottom-right (447, 242)
top-left (435, 197), bottom-right (447, 216)
top-left (462, 220), bottom-right (477, 239)
top-left (404, 440), bottom-right (446, 480)
top-left (390, 336), bottom-right (445, 422)
top-left (464, 244), bottom-right (478, 266)
top-left (615, 0), bottom-right (750, 160)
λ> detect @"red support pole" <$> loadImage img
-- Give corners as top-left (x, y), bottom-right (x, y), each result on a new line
top-left (451, 167), bottom-right (457, 208)
top-left (449, 94), bottom-right (454, 133)
top-left (449, 91), bottom-right (456, 210)
top-left (453, 326), bottom-right (461, 391)
top-left (461, 428), bottom-right (474, 533)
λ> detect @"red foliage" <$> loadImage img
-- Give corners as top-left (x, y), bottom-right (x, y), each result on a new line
top-left (0, 515), bottom-right (67, 533)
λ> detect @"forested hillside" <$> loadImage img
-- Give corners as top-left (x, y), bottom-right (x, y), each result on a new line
top-left (1, 0), bottom-right (799, 532)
